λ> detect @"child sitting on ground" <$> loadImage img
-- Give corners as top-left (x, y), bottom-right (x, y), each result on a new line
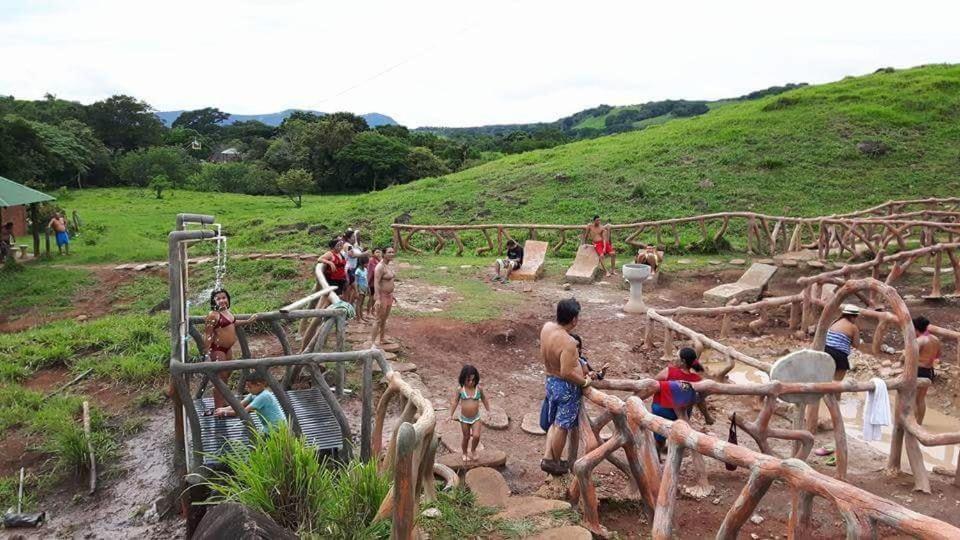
top-left (214, 372), bottom-right (286, 433)
top-left (353, 254), bottom-right (370, 322)
top-left (450, 364), bottom-right (491, 462)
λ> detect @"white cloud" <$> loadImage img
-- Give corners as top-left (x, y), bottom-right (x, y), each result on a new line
top-left (1, 0), bottom-right (958, 127)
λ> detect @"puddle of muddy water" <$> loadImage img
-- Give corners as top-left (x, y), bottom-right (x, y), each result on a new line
top-left (712, 361), bottom-right (959, 473)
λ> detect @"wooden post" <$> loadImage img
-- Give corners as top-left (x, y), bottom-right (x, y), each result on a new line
top-left (717, 466), bottom-right (774, 540)
top-left (651, 439), bottom-right (683, 540)
top-left (82, 401), bottom-right (97, 494)
top-left (29, 203), bottom-right (41, 257)
top-left (391, 422), bottom-right (417, 540)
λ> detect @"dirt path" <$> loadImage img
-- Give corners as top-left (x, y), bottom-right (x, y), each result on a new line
top-left (388, 268), bottom-right (960, 536)
top-left (10, 408), bottom-right (184, 540)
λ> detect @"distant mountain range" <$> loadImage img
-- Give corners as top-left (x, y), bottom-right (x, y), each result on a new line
top-left (155, 109), bottom-right (397, 128)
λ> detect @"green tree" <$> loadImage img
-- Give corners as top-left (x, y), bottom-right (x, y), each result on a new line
top-left (335, 132), bottom-right (408, 191)
top-left (276, 168), bottom-right (312, 207)
top-left (172, 107), bottom-right (229, 135)
top-left (149, 174), bottom-right (172, 199)
top-left (115, 146), bottom-right (198, 187)
top-left (87, 95), bottom-right (165, 151)
top-left (404, 146), bottom-right (449, 181)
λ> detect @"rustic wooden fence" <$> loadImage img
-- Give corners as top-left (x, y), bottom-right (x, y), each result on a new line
top-left (390, 197), bottom-right (960, 259)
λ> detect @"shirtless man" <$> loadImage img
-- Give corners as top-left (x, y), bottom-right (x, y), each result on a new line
top-left (48, 212), bottom-right (69, 255)
top-left (370, 246), bottom-right (397, 346)
top-left (913, 316), bottom-right (941, 424)
top-left (584, 215), bottom-right (615, 277)
top-left (539, 298), bottom-right (590, 475)
top-left (635, 244), bottom-right (661, 274)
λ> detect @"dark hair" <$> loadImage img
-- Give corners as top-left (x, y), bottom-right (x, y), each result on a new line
top-left (913, 316), bottom-right (930, 333)
top-left (358, 253), bottom-right (370, 266)
top-left (245, 372), bottom-right (266, 384)
top-left (679, 347), bottom-right (704, 372)
top-left (592, 215), bottom-right (600, 221)
top-left (328, 238), bottom-right (341, 249)
top-left (557, 298), bottom-right (581, 325)
top-left (569, 333), bottom-right (583, 352)
top-left (209, 288), bottom-right (231, 310)
top-left (506, 239), bottom-right (517, 247)
top-left (458, 364), bottom-right (480, 386)
top-left (3, 222), bottom-right (12, 229)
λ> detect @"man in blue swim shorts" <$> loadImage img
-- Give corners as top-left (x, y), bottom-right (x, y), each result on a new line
top-left (48, 212), bottom-right (70, 255)
top-left (539, 298), bottom-right (591, 476)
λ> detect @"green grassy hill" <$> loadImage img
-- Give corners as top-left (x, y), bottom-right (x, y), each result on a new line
top-left (65, 64), bottom-right (960, 263)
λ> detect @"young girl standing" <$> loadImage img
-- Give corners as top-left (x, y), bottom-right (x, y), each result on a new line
top-left (450, 365), bottom-right (491, 462)
top-left (353, 254), bottom-right (370, 322)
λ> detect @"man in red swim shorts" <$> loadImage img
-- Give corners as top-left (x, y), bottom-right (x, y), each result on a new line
top-left (583, 215), bottom-right (616, 276)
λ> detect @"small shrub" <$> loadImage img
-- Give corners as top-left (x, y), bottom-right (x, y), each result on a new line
top-left (682, 236), bottom-right (732, 254)
top-left (762, 96), bottom-right (801, 111)
top-left (758, 158), bottom-right (786, 170)
top-left (204, 428), bottom-right (391, 538)
top-left (271, 266), bottom-right (299, 280)
top-left (629, 183), bottom-right (647, 200)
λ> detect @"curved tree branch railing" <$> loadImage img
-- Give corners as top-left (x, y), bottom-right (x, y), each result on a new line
top-left (391, 197), bottom-right (960, 259)
top-left (570, 379), bottom-right (960, 538)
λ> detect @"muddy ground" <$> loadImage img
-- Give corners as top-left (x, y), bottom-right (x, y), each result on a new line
top-left (4, 261), bottom-right (960, 538)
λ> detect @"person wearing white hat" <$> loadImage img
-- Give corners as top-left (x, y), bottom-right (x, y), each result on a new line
top-left (824, 304), bottom-right (861, 381)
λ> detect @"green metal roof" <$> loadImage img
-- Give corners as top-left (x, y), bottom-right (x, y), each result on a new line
top-left (0, 176), bottom-right (55, 207)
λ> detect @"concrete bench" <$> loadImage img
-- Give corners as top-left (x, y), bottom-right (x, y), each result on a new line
top-left (511, 240), bottom-right (549, 281)
top-left (703, 263), bottom-right (778, 306)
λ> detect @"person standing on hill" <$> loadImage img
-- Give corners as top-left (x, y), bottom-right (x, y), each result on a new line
top-left (366, 248), bottom-right (382, 318)
top-left (48, 212), bottom-right (70, 255)
top-left (539, 298), bottom-right (589, 475)
top-left (583, 215), bottom-right (615, 277)
top-left (913, 316), bottom-right (941, 425)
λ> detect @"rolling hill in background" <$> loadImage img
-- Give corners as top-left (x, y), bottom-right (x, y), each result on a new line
top-left (71, 64), bottom-right (960, 258)
top-left (155, 109), bottom-right (397, 127)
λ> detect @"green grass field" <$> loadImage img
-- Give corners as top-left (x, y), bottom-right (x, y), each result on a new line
top-left (57, 65), bottom-right (960, 265)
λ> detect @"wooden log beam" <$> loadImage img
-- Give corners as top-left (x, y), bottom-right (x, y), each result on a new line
top-left (717, 466), bottom-right (774, 540)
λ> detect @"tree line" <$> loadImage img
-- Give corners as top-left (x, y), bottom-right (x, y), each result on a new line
top-left (0, 95), bottom-right (486, 205)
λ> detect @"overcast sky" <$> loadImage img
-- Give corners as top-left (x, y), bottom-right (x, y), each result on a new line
top-left (2, 0), bottom-right (958, 127)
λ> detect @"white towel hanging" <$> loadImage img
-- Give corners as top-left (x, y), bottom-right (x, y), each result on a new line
top-left (862, 377), bottom-right (891, 442)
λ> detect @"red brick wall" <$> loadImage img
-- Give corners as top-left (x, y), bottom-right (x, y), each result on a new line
top-left (1, 205), bottom-right (29, 238)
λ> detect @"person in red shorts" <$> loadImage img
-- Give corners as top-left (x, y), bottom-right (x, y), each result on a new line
top-left (583, 215), bottom-right (616, 277)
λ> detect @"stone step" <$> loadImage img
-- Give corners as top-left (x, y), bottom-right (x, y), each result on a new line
top-left (493, 496), bottom-right (570, 521)
top-left (435, 419), bottom-right (485, 453)
top-left (464, 467), bottom-right (510, 508)
top-left (521, 412), bottom-right (546, 435)
top-left (437, 449), bottom-right (506, 472)
top-left (481, 408), bottom-right (509, 430)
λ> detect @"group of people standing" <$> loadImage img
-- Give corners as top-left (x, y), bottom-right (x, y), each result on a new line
top-left (316, 229), bottom-right (397, 346)
top-left (0, 212), bottom-right (71, 262)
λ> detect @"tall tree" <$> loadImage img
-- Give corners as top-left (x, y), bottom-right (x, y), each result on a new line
top-left (172, 107), bottom-right (230, 135)
top-left (335, 132), bottom-right (408, 191)
top-left (87, 95), bottom-right (165, 151)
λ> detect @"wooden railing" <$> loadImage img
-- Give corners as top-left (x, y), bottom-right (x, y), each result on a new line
top-left (575, 381), bottom-right (960, 539)
top-left (390, 197), bottom-right (960, 259)
top-left (168, 214), bottom-right (438, 539)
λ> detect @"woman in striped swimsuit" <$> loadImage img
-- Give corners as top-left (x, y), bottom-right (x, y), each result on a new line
top-left (824, 304), bottom-right (861, 380)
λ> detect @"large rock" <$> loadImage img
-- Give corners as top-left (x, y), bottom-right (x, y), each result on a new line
top-left (521, 411), bottom-right (546, 435)
top-left (465, 467), bottom-right (511, 508)
top-left (482, 408), bottom-right (509, 430)
top-left (192, 502), bottom-right (296, 540)
top-left (493, 496), bottom-right (570, 520)
top-left (529, 526), bottom-right (593, 540)
top-left (769, 349), bottom-right (835, 404)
